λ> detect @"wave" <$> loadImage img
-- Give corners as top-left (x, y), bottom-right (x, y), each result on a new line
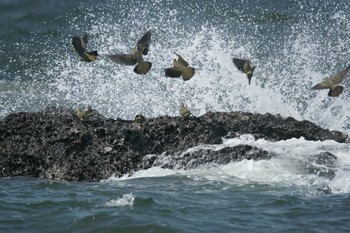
top-left (105, 135), bottom-right (350, 194)
top-left (1, 0), bottom-right (349, 134)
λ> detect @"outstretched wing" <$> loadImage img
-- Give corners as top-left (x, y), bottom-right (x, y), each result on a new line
top-left (311, 78), bottom-right (332, 90)
top-left (334, 64), bottom-right (350, 84)
top-left (232, 58), bottom-right (246, 72)
top-left (81, 33), bottom-right (89, 50)
top-left (133, 61), bottom-right (152, 75)
top-left (181, 67), bottom-right (195, 81)
top-left (165, 67), bottom-right (182, 78)
top-left (72, 36), bottom-right (85, 56)
top-left (108, 54), bottom-right (137, 65)
top-left (328, 85), bottom-right (344, 97)
top-left (175, 53), bottom-right (189, 67)
top-left (137, 31), bottom-right (152, 55)
top-left (85, 51), bottom-right (98, 61)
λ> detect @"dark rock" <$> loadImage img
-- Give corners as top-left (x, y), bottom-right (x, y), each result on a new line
top-left (140, 145), bottom-right (273, 170)
top-left (202, 112), bottom-right (348, 142)
top-left (0, 107), bottom-right (348, 181)
top-left (303, 152), bottom-right (338, 180)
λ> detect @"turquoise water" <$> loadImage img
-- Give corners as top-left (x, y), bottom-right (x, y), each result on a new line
top-left (1, 0), bottom-right (350, 232)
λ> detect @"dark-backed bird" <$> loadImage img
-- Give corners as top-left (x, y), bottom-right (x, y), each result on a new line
top-left (232, 58), bottom-right (256, 85)
top-left (311, 64), bottom-right (350, 97)
top-left (108, 31), bottom-right (152, 75)
top-left (72, 33), bottom-right (98, 62)
top-left (179, 103), bottom-right (191, 118)
top-left (134, 114), bottom-right (146, 124)
top-left (165, 53), bottom-right (195, 81)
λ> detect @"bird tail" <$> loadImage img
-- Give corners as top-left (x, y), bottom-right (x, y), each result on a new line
top-left (247, 72), bottom-right (254, 85)
top-left (86, 51), bottom-right (98, 56)
top-left (134, 61), bottom-right (152, 75)
top-left (181, 67), bottom-right (195, 81)
top-left (84, 51), bottom-right (98, 62)
top-left (328, 85), bottom-right (344, 97)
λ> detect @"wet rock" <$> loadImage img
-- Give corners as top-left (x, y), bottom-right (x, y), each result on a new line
top-left (141, 145), bottom-right (273, 170)
top-left (202, 112), bottom-right (348, 142)
top-left (0, 107), bottom-right (348, 181)
top-left (304, 152), bottom-right (338, 180)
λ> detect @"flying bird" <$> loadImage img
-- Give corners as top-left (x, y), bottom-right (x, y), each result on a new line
top-left (165, 53), bottom-right (195, 81)
top-left (72, 33), bottom-right (98, 62)
top-left (232, 58), bottom-right (256, 85)
top-left (311, 64), bottom-right (350, 97)
top-left (108, 31), bottom-right (152, 75)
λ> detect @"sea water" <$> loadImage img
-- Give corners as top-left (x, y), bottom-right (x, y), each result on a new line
top-left (0, 0), bottom-right (350, 232)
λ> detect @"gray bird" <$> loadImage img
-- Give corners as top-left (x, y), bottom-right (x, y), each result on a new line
top-left (72, 33), bottom-right (98, 62)
top-left (108, 31), bottom-right (152, 75)
top-left (232, 58), bottom-right (256, 85)
top-left (311, 64), bottom-right (350, 97)
top-left (179, 103), bottom-right (191, 118)
top-left (165, 53), bottom-right (195, 81)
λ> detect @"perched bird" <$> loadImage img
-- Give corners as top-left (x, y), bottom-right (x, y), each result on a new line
top-left (232, 58), bottom-right (256, 85)
top-left (108, 31), bottom-right (152, 75)
top-left (74, 106), bottom-right (95, 121)
top-left (165, 53), bottom-right (195, 81)
top-left (134, 114), bottom-right (146, 124)
top-left (72, 33), bottom-right (98, 62)
top-left (179, 103), bottom-right (191, 118)
top-left (311, 64), bottom-right (350, 97)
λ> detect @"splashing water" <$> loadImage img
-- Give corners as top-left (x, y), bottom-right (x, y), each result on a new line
top-left (1, 0), bottom-right (350, 134)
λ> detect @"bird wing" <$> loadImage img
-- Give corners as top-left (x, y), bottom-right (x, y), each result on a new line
top-left (133, 61), bottom-right (152, 75)
top-left (333, 64), bottom-right (350, 84)
top-left (137, 31), bottom-right (152, 55)
top-left (72, 34), bottom-right (97, 62)
top-left (72, 36), bottom-right (86, 57)
top-left (311, 78), bottom-right (333, 90)
top-left (108, 54), bottom-right (137, 65)
top-left (328, 85), bottom-right (344, 97)
top-left (165, 67), bottom-right (182, 78)
top-left (81, 33), bottom-right (89, 50)
top-left (174, 53), bottom-right (189, 67)
top-left (181, 67), bottom-right (195, 81)
top-left (232, 58), bottom-right (246, 72)
top-left (85, 51), bottom-right (98, 61)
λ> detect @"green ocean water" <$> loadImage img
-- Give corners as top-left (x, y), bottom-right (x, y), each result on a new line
top-left (1, 0), bottom-right (350, 232)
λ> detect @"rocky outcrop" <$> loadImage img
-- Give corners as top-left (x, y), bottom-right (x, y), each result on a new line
top-left (0, 107), bottom-right (348, 181)
top-left (139, 145), bottom-right (273, 170)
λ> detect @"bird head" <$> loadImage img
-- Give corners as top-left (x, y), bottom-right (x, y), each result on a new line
top-left (248, 61), bottom-right (256, 71)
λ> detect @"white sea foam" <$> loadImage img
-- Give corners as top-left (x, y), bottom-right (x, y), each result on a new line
top-left (105, 167), bottom-right (180, 182)
top-left (329, 170), bottom-right (350, 194)
top-left (105, 193), bottom-right (135, 207)
top-left (106, 135), bottom-right (350, 193)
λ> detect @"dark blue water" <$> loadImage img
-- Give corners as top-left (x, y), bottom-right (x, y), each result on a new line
top-left (1, 176), bottom-right (350, 233)
top-left (1, 0), bottom-right (350, 232)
